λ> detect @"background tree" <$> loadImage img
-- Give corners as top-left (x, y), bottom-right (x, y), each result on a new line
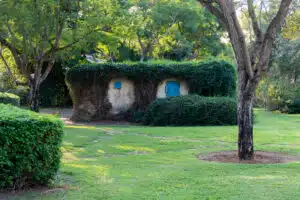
top-left (106, 0), bottom-right (225, 61)
top-left (0, 0), bottom-right (109, 111)
top-left (198, 0), bottom-right (293, 160)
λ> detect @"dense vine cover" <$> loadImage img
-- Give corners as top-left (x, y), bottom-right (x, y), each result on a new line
top-left (66, 60), bottom-right (237, 97)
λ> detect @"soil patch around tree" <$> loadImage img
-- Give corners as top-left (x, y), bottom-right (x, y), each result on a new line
top-left (198, 150), bottom-right (300, 164)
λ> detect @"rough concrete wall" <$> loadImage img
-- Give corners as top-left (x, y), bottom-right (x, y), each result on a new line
top-left (69, 81), bottom-right (111, 121)
top-left (156, 78), bottom-right (189, 98)
top-left (107, 78), bottom-right (135, 115)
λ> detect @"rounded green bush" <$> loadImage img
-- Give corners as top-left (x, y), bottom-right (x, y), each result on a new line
top-left (0, 92), bottom-right (20, 106)
top-left (0, 104), bottom-right (64, 189)
top-left (143, 95), bottom-right (237, 126)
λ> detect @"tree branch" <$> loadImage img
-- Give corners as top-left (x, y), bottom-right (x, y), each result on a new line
top-left (247, 0), bottom-right (262, 40)
top-left (44, 27), bottom-right (102, 58)
top-left (0, 35), bottom-right (24, 70)
top-left (256, 0), bottom-right (293, 76)
top-left (197, 0), bottom-right (228, 27)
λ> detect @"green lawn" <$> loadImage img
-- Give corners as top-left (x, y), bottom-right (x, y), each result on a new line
top-left (8, 110), bottom-right (300, 200)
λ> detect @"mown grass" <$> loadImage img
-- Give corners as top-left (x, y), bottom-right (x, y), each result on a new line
top-left (6, 109), bottom-right (300, 200)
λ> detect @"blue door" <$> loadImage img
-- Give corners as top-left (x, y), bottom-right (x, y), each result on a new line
top-left (166, 81), bottom-right (180, 97)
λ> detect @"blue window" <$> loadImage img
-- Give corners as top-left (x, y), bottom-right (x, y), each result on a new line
top-left (114, 81), bottom-right (122, 89)
top-left (166, 81), bottom-right (180, 97)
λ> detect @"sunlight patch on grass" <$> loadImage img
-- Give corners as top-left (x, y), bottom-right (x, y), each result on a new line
top-left (61, 146), bottom-right (85, 152)
top-left (63, 152), bottom-right (79, 162)
top-left (114, 145), bottom-right (155, 153)
top-left (65, 163), bottom-right (113, 184)
top-left (158, 136), bottom-right (202, 143)
top-left (66, 164), bottom-right (89, 169)
top-left (62, 141), bottom-right (74, 146)
top-left (65, 125), bottom-right (97, 130)
top-left (97, 149), bottom-right (105, 153)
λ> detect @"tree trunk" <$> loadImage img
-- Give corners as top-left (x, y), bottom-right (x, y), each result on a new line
top-left (237, 68), bottom-right (255, 160)
top-left (238, 93), bottom-right (254, 160)
top-left (29, 79), bottom-right (41, 112)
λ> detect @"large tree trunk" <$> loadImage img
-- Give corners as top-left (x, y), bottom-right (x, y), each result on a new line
top-left (237, 67), bottom-right (255, 160)
top-left (238, 90), bottom-right (254, 160)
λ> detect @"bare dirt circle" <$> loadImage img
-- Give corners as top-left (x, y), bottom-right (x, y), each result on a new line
top-left (198, 151), bottom-right (300, 164)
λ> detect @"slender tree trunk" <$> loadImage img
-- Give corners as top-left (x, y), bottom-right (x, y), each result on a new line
top-left (29, 78), bottom-right (41, 112)
top-left (29, 65), bottom-right (43, 112)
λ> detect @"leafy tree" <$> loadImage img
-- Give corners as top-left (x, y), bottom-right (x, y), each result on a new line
top-left (0, 0), bottom-right (109, 111)
top-left (282, 10), bottom-right (300, 39)
top-left (198, 0), bottom-right (293, 160)
top-left (111, 0), bottom-right (225, 61)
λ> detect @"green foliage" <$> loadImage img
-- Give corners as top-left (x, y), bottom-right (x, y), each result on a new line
top-left (255, 79), bottom-right (300, 113)
top-left (0, 104), bottom-right (64, 189)
top-left (0, 92), bottom-right (20, 106)
top-left (5, 86), bottom-right (30, 106)
top-left (66, 59), bottom-right (237, 97)
top-left (103, 0), bottom-right (225, 61)
top-left (143, 95), bottom-right (237, 126)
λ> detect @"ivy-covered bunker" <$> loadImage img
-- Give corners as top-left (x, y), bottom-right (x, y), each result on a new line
top-left (66, 60), bottom-right (237, 121)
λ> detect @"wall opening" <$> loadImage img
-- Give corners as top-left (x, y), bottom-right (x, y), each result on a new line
top-left (166, 81), bottom-right (180, 97)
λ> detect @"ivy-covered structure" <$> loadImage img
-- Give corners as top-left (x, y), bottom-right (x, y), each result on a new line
top-left (66, 60), bottom-right (236, 121)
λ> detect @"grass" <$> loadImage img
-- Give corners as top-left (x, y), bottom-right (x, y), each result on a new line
top-left (6, 109), bottom-right (300, 200)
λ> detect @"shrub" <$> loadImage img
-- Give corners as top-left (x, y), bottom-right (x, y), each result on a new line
top-left (255, 79), bottom-right (300, 113)
top-left (143, 95), bottom-right (237, 126)
top-left (124, 109), bottom-right (145, 123)
top-left (0, 92), bottom-right (20, 106)
top-left (5, 86), bottom-right (30, 106)
top-left (0, 104), bottom-right (64, 189)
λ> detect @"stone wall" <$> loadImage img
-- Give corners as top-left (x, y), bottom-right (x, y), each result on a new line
top-left (107, 78), bottom-right (135, 115)
top-left (69, 76), bottom-right (190, 121)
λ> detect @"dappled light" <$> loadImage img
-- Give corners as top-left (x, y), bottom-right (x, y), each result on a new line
top-left (113, 145), bottom-right (155, 153)
top-left (65, 125), bottom-right (97, 130)
top-left (97, 149), bottom-right (105, 153)
top-left (1, 0), bottom-right (299, 198)
top-left (4, 109), bottom-right (300, 199)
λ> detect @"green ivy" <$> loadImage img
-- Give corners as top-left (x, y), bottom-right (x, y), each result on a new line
top-left (0, 104), bottom-right (64, 189)
top-left (66, 59), bottom-right (237, 97)
top-left (0, 92), bottom-right (20, 106)
top-left (143, 95), bottom-right (237, 126)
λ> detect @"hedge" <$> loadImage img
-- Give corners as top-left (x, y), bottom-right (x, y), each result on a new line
top-left (0, 92), bottom-right (20, 106)
top-left (0, 104), bottom-right (64, 189)
top-left (143, 95), bottom-right (237, 126)
top-left (66, 60), bottom-right (237, 97)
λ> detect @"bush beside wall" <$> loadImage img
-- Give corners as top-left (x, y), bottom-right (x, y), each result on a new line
top-left (0, 104), bottom-right (64, 189)
top-left (0, 92), bottom-right (20, 106)
top-left (143, 95), bottom-right (237, 126)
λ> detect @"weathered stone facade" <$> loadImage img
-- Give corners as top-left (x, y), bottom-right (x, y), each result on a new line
top-left (69, 77), bottom-right (189, 121)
